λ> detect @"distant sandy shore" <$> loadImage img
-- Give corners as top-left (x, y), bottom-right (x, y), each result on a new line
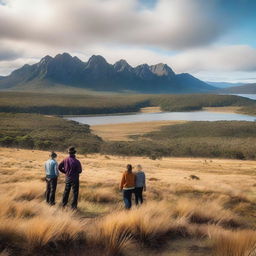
top-left (140, 106), bottom-right (162, 113)
top-left (203, 106), bottom-right (242, 113)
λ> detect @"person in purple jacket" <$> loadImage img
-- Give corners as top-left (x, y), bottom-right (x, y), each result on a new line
top-left (58, 146), bottom-right (82, 209)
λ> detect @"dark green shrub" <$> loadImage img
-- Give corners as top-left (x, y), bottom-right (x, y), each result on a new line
top-left (0, 136), bottom-right (15, 146)
top-left (16, 135), bottom-right (34, 148)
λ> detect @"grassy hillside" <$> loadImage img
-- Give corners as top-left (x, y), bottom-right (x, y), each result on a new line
top-left (102, 121), bottom-right (256, 160)
top-left (152, 94), bottom-right (255, 112)
top-left (0, 91), bottom-right (150, 115)
top-left (0, 91), bottom-right (254, 115)
top-left (0, 113), bottom-right (102, 153)
top-left (240, 104), bottom-right (256, 116)
top-left (221, 83), bottom-right (256, 94)
top-left (0, 148), bottom-right (256, 255)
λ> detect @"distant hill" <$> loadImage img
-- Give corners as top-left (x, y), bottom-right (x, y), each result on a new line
top-left (0, 53), bottom-right (216, 93)
top-left (222, 83), bottom-right (256, 94)
top-left (207, 81), bottom-right (243, 88)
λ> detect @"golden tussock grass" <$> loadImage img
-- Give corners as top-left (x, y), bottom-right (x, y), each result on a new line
top-left (211, 229), bottom-right (256, 256)
top-left (1, 147), bottom-right (256, 255)
top-left (174, 199), bottom-right (243, 228)
top-left (80, 187), bottom-right (118, 203)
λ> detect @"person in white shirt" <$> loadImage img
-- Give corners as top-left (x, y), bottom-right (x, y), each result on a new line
top-left (134, 165), bottom-right (146, 205)
top-left (44, 152), bottom-right (59, 205)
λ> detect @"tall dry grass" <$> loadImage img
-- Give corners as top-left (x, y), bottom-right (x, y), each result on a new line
top-left (211, 229), bottom-right (256, 256)
top-left (174, 199), bottom-right (243, 228)
top-left (1, 148), bottom-right (256, 255)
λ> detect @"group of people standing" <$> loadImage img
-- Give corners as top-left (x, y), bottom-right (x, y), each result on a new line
top-left (45, 147), bottom-right (82, 209)
top-left (120, 164), bottom-right (146, 209)
top-left (44, 147), bottom-right (146, 210)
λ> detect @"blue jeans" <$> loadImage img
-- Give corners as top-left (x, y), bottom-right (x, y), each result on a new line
top-left (135, 187), bottom-right (144, 205)
top-left (62, 178), bottom-right (79, 209)
top-left (123, 189), bottom-right (133, 209)
top-left (45, 177), bottom-right (57, 205)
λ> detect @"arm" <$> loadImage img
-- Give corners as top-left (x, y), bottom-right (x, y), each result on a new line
top-left (44, 162), bottom-right (48, 176)
top-left (143, 173), bottom-right (146, 191)
top-left (55, 162), bottom-right (59, 177)
top-left (78, 161), bottom-right (82, 174)
top-left (58, 160), bottom-right (65, 174)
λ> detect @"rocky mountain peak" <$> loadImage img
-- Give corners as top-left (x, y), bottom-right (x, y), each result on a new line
top-left (87, 55), bottom-right (108, 67)
top-left (39, 55), bottom-right (53, 65)
top-left (114, 59), bottom-right (132, 72)
top-left (150, 63), bottom-right (175, 77)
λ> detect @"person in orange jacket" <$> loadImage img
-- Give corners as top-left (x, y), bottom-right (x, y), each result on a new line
top-left (120, 164), bottom-right (136, 209)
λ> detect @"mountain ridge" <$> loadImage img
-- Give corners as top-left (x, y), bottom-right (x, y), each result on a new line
top-left (221, 83), bottom-right (256, 94)
top-left (207, 81), bottom-right (244, 88)
top-left (0, 52), bottom-right (216, 93)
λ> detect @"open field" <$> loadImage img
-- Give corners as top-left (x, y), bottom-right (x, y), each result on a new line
top-left (92, 121), bottom-right (185, 141)
top-left (1, 147), bottom-right (256, 255)
top-left (240, 104), bottom-right (256, 116)
top-left (101, 121), bottom-right (256, 160)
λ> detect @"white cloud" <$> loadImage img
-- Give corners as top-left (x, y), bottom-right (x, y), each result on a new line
top-left (0, 0), bottom-right (255, 82)
top-left (170, 45), bottom-right (256, 73)
top-left (0, 0), bottom-right (228, 50)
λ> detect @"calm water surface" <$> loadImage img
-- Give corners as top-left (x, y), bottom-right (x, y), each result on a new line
top-left (65, 94), bottom-right (256, 125)
top-left (232, 94), bottom-right (256, 100)
top-left (65, 111), bottom-right (256, 125)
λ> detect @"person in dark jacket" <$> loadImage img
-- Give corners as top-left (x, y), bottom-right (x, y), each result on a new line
top-left (134, 164), bottom-right (146, 205)
top-left (59, 147), bottom-right (82, 209)
top-left (45, 151), bottom-right (59, 205)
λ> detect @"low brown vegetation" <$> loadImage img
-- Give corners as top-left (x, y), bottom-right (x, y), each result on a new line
top-left (92, 120), bottom-right (185, 141)
top-left (0, 148), bottom-right (256, 255)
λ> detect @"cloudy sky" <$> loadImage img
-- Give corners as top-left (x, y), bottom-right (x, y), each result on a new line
top-left (0, 0), bottom-right (256, 82)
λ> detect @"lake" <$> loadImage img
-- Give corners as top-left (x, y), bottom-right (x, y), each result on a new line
top-left (65, 93), bottom-right (256, 126)
top-left (231, 94), bottom-right (256, 100)
top-left (65, 111), bottom-right (256, 125)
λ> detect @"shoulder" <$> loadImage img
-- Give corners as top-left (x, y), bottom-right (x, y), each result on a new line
top-left (49, 159), bottom-right (56, 165)
top-left (75, 158), bottom-right (81, 165)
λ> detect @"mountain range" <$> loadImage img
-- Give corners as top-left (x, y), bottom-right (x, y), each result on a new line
top-left (221, 83), bottom-right (256, 94)
top-left (0, 53), bottom-right (216, 93)
top-left (206, 81), bottom-right (243, 89)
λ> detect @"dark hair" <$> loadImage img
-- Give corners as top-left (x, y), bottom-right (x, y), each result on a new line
top-left (68, 146), bottom-right (76, 155)
top-left (50, 151), bottom-right (57, 158)
top-left (126, 164), bottom-right (132, 173)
